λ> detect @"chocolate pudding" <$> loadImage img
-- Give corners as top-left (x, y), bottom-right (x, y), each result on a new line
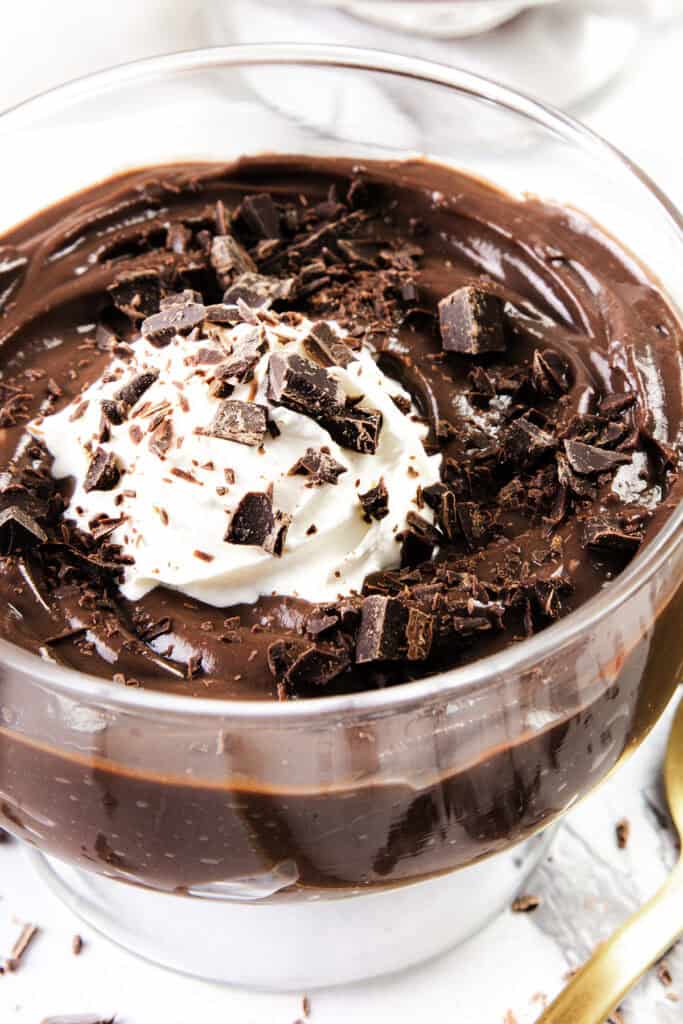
top-left (0, 157), bottom-right (681, 892)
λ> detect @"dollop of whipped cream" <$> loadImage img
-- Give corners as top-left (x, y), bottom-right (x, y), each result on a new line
top-left (31, 313), bottom-right (441, 606)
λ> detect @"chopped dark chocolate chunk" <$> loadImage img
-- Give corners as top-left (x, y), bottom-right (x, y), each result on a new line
top-left (532, 349), bottom-right (571, 396)
top-left (289, 447), bottom-right (347, 486)
top-left (267, 352), bottom-right (344, 418)
top-left (505, 418), bottom-right (557, 467)
top-left (83, 449), bottom-right (121, 493)
top-left (438, 286), bottom-right (506, 355)
top-left (303, 321), bottom-right (355, 368)
top-left (356, 595), bottom-right (409, 663)
top-left (286, 643), bottom-right (350, 689)
top-left (149, 418), bottom-right (174, 459)
top-left (436, 489), bottom-right (458, 542)
top-left (564, 439), bottom-right (630, 475)
top-left (101, 399), bottom-right (127, 426)
top-left (211, 327), bottom-right (267, 395)
top-left (263, 510), bottom-right (291, 557)
top-left (210, 234), bottom-right (256, 288)
top-left (166, 222), bottom-right (191, 254)
top-left (582, 516), bottom-right (643, 554)
top-left (107, 269), bottom-right (161, 321)
top-left (599, 392), bottom-right (636, 417)
top-left (0, 505), bottom-right (48, 551)
top-left (224, 272), bottom-right (295, 308)
top-left (160, 289), bottom-right (203, 309)
top-left (323, 406), bottom-right (383, 455)
top-left (114, 370), bottom-right (159, 408)
top-left (141, 301), bottom-right (206, 344)
top-left (204, 302), bottom-right (241, 325)
top-left (95, 323), bottom-right (117, 352)
top-left (359, 478), bottom-right (389, 520)
top-left (405, 606), bottom-right (433, 660)
top-left (267, 636), bottom-right (349, 693)
top-left (225, 491), bottom-right (275, 546)
top-left (206, 400), bottom-right (268, 447)
top-left (240, 193), bottom-right (282, 239)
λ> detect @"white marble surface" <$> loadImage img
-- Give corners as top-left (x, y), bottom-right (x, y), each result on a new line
top-left (1, 3), bottom-right (683, 1022)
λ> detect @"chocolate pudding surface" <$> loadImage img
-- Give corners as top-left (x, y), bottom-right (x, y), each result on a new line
top-left (0, 157), bottom-right (682, 892)
top-left (0, 156), bottom-right (680, 701)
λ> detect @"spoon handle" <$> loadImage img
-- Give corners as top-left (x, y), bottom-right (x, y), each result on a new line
top-left (536, 859), bottom-right (683, 1024)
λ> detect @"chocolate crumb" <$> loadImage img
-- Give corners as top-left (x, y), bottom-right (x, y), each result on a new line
top-left (616, 818), bottom-right (630, 849)
top-left (511, 894), bottom-right (541, 913)
top-left (193, 550), bottom-right (214, 562)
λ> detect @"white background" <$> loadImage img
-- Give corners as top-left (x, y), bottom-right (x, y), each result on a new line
top-left (1, 3), bottom-right (683, 1022)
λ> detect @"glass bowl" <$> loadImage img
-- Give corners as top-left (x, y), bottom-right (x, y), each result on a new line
top-left (0, 44), bottom-right (682, 990)
top-left (212, 1), bottom-right (656, 111)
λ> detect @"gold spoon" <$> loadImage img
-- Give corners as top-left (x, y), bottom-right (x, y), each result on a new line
top-left (537, 697), bottom-right (683, 1024)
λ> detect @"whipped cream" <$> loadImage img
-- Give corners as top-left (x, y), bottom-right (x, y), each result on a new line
top-left (31, 314), bottom-right (441, 607)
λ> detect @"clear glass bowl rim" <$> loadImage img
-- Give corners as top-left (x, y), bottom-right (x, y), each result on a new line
top-left (1, 42), bottom-right (681, 722)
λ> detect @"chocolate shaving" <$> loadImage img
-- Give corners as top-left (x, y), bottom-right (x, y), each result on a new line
top-left (206, 400), bottom-right (268, 447)
top-left (83, 449), bottom-right (121, 492)
top-left (439, 286), bottom-right (506, 355)
top-left (289, 447), bottom-right (347, 486)
top-left (114, 370), bottom-right (159, 408)
top-left (5, 922), bottom-right (39, 971)
top-left (359, 478), bottom-right (389, 520)
top-left (512, 894), bottom-right (541, 913)
top-left (101, 399), bottom-right (127, 426)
